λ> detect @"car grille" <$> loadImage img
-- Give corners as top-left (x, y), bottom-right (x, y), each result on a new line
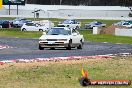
top-left (46, 39), bottom-right (57, 41)
top-left (44, 44), bottom-right (64, 46)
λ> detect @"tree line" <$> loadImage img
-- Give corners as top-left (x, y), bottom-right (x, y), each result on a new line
top-left (26, 0), bottom-right (132, 6)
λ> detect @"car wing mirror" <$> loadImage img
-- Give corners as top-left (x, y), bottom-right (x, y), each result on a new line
top-left (72, 33), bottom-right (78, 36)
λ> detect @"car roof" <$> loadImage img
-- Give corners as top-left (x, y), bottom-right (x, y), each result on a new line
top-left (52, 27), bottom-right (72, 30)
top-left (63, 19), bottom-right (78, 21)
top-left (52, 27), bottom-right (69, 28)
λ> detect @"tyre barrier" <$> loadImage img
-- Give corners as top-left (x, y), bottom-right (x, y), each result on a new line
top-left (0, 53), bottom-right (131, 65)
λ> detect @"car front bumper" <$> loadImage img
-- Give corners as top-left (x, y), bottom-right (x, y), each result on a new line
top-left (39, 41), bottom-right (69, 48)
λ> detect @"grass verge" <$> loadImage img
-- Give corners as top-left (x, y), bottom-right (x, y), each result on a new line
top-left (0, 28), bottom-right (42, 38)
top-left (0, 56), bottom-right (132, 88)
top-left (79, 30), bottom-right (132, 44)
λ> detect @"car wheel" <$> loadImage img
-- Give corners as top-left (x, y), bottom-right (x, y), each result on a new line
top-left (77, 40), bottom-right (83, 49)
top-left (39, 45), bottom-right (44, 50)
top-left (22, 28), bottom-right (26, 31)
top-left (66, 39), bottom-right (72, 50)
top-left (39, 29), bottom-right (43, 31)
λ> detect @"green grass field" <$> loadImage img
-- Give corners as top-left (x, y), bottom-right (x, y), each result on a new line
top-left (0, 28), bottom-right (42, 38)
top-left (79, 30), bottom-right (132, 44)
top-left (0, 57), bottom-right (132, 88)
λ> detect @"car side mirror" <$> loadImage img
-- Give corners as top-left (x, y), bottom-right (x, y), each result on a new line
top-left (72, 33), bottom-right (78, 36)
top-left (35, 24), bottom-right (39, 27)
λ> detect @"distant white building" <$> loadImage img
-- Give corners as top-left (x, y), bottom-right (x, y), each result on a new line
top-left (0, 4), bottom-right (131, 20)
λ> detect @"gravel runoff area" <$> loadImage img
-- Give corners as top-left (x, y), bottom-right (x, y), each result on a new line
top-left (0, 37), bottom-right (132, 60)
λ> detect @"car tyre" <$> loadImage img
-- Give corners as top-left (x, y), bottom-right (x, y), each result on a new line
top-left (66, 40), bottom-right (72, 50)
top-left (77, 40), bottom-right (83, 49)
top-left (22, 28), bottom-right (26, 31)
top-left (39, 45), bottom-right (44, 50)
top-left (39, 29), bottom-right (43, 31)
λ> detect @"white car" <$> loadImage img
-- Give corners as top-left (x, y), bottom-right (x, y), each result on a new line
top-left (85, 21), bottom-right (106, 29)
top-left (57, 19), bottom-right (81, 29)
top-left (122, 22), bottom-right (132, 28)
top-left (113, 20), bottom-right (132, 28)
top-left (39, 27), bottom-right (84, 50)
top-left (33, 20), bottom-right (54, 29)
top-left (21, 23), bottom-right (48, 31)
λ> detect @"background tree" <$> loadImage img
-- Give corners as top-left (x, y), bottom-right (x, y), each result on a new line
top-left (26, 0), bottom-right (132, 6)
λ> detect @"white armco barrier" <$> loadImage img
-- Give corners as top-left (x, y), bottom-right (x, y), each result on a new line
top-left (115, 28), bottom-right (132, 37)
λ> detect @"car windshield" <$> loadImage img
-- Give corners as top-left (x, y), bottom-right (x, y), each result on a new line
top-left (47, 28), bottom-right (71, 35)
top-left (62, 20), bottom-right (71, 24)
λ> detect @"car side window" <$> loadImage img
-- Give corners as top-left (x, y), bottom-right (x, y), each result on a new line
top-left (98, 22), bottom-right (102, 24)
top-left (26, 23), bottom-right (35, 26)
top-left (72, 29), bottom-right (76, 33)
top-left (123, 23), bottom-right (130, 25)
top-left (72, 29), bottom-right (79, 35)
top-left (95, 23), bottom-right (99, 25)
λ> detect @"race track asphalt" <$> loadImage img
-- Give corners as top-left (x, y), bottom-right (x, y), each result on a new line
top-left (0, 37), bottom-right (132, 60)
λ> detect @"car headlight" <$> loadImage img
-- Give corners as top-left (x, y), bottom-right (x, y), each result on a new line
top-left (57, 39), bottom-right (67, 41)
top-left (39, 39), bottom-right (47, 41)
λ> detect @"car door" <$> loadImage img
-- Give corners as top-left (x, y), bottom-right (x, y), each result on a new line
top-left (27, 23), bottom-right (37, 31)
top-left (34, 24), bottom-right (40, 31)
top-left (71, 29), bottom-right (81, 45)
